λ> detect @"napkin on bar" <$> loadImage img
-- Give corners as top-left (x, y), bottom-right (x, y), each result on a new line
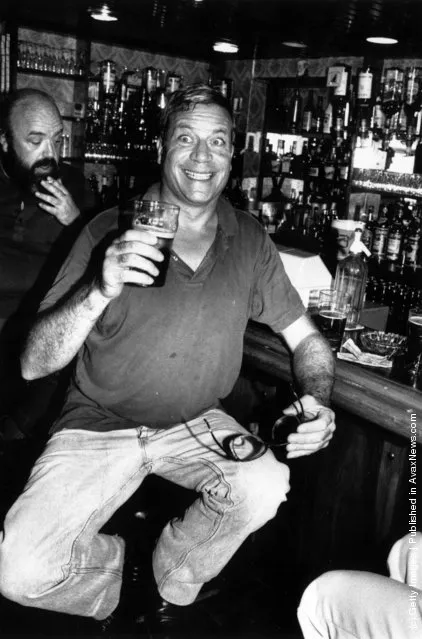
top-left (337, 338), bottom-right (393, 368)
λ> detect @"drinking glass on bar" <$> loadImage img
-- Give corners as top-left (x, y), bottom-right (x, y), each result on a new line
top-left (314, 289), bottom-right (350, 353)
top-left (131, 200), bottom-right (180, 287)
top-left (407, 306), bottom-right (422, 363)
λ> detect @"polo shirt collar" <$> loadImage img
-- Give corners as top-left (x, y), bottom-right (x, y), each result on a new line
top-left (216, 196), bottom-right (238, 238)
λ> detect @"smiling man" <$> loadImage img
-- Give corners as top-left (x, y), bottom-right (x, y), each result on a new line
top-left (0, 84), bottom-right (336, 636)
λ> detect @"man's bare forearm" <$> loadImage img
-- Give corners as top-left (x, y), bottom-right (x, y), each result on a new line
top-left (292, 332), bottom-right (335, 406)
top-left (21, 280), bottom-right (111, 380)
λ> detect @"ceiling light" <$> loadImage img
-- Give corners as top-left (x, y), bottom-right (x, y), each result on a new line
top-left (213, 39), bottom-right (239, 54)
top-left (282, 40), bottom-right (307, 48)
top-left (366, 35), bottom-right (398, 44)
top-left (90, 3), bottom-right (118, 22)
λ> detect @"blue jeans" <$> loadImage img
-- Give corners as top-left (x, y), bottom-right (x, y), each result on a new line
top-left (0, 408), bottom-right (289, 620)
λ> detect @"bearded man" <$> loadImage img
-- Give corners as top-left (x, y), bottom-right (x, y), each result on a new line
top-left (0, 88), bottom-right (96, 439)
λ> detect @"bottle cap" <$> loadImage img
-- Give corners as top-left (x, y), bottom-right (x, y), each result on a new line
top-left (350, 229), bottom-right (371, 257)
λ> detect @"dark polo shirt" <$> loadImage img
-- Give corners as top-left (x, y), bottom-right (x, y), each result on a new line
top-left (0, 160), bottom-right (96, 319)
top-left (41, 197), bottom-right (304, 432)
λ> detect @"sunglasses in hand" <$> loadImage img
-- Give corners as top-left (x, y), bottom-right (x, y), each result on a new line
top-left (205, 391), bottom-right (317, 463)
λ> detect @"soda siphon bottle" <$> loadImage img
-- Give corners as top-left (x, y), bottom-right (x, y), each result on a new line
top-left (334, 228), bottom-right (371, 329)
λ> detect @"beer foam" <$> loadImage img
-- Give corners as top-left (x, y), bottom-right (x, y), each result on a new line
top-left (320, 310), bottom-right (347, 320)
top-left (409, 316), bottom-right (422, 326)
top-left (134, 222), bottom-right (175, 238)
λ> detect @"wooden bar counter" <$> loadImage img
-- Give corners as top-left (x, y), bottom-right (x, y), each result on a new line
top-left (227, 322), bottom-right (422, 581)
top-left (243, 321), bottom-right (422, 445)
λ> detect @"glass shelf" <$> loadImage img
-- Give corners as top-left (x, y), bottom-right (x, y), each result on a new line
top-left (17, 68), bottom-right (86, 81)
top-left (351, 168), bottom-right (422, 199)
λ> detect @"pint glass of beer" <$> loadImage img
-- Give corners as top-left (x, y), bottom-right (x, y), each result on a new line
top-left (315, 289), bottom-right (351, 352)
top-left (132, 200), bottom-right (180, 287)
top-left (407, 306), bottom-right (422, 364)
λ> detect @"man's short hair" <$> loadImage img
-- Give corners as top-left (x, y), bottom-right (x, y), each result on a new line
top-left (160, 83), bottom-right (233, 144)
top-left (0, 88), bottom-right (60, 136)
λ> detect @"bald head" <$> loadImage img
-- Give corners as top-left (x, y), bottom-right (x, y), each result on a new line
top-left (0, 89), bottom-right (63, 193)
top-left (2, 89), bottom-right (61, 137)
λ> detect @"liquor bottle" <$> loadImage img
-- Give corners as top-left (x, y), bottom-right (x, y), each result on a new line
top-left (279, 193), bottom-right (296, 232)
top-left (323, 99), bottom-right (333, 134)
top-left (331, 64), bottom-right (351, 140)
top-left (281, 143), bottom-right (294, 176)
top-left (396, 103), bottom-right (408, 139)
top-left (290, 141), bottom-right (304, 178)
top-left (302, 90), bottom-right (314, 133)
top-left (293, 191), bottom-right (307, 232)
top-left (386, 209), bottom-right (404, 262)
top-left (343, 86), bottom-right (354, 135)
top-left (275, 139), bottom-right (285, 174)
top-left (371, 208), bottom-right (389, 260)
top-left (336, 140), bottom-right (351, 183)
top-left (382, 68), bottom-right (404, 127)
top-left (371, 91), bottom-right (385, 140)
top-left (300, 140), bottom-right (311, 176)
top-left (414, 137), bottom-right (422, 174)
top-left (333, 89), bottom-right (353, 141)
top-left (100, 60), bottom-right (117, 95)
top-left (312, 96), bottom-right (325, 133)
top-left (260, 177), bottom-right (282, 233)
top-left (334, 229), bottom-right (370, 329)
top-left (361, 205), bottom-right (375, 251)
top-left (403, 222), bottom-right (421, 267)
top-left (323, 144), bottom-right (336, 181)
top-left (308, 143), bottom-right (322, 179)
top-left (332, 64), bottom-right (351, 100)
top-left (289, 88), bottom-right (302, 134)
top-left (356, 115), bottom-right (371, 148)
top-left (357, 66), bottom-right (373, 108)
top-left (404, 67), bottom-right (422, 121)
top-left (262, 139), bottom-right (274, 177)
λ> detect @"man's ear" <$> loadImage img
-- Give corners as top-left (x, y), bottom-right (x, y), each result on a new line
top-left (157, 138), bottom-right (163, 164)
top-left (0, 131), bottom-right (8, 153)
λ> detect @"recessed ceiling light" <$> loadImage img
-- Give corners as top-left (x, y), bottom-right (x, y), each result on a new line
top-left (90, 3), bottom-right (118, 22)
top-left (282, 40), bottom-right (307, 48)
top-left (213, 39), bottom-right (239, 54)
top-left (366, 35), bottom-right (398, 44)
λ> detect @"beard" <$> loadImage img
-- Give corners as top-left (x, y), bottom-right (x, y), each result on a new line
top-left (2, 144), bottom-right (60, 195)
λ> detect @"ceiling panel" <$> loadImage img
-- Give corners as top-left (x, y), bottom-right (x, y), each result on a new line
top-left (2, 0), bottom-right (422, 61)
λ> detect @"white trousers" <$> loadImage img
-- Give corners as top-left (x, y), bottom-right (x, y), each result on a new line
top-left (298, 534), bottom-right (422, 639)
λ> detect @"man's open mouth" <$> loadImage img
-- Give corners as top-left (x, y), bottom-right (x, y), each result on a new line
top-left (183, 170), bottom-right (213, 181)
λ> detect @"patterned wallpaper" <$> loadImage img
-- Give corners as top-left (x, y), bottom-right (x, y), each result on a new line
top-left (90, 41), bottom-right (209, 85)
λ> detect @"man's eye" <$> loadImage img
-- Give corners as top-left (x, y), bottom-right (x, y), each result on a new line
top-left (212, 138), bottom-right (227, 147)
top-left (178, 134), bottom-right (192, 144)
top-left (29, 137), bottom-right (42, 146)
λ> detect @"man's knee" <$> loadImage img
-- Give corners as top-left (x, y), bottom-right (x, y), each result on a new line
top-left (0, 535), bottom-right (50, 605)
top-left (298, 570), bottom-right (350, 628)
top-left (232, 455), bottom-right (290, 526)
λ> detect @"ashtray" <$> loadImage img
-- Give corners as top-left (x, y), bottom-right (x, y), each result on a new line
top-left (359, 331), bottom-right (407, 358)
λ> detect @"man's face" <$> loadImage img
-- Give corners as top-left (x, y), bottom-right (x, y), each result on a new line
top-left (1, 99), bottom-right (63, 193)
top-left (161, 103), bottom-right (233, 209)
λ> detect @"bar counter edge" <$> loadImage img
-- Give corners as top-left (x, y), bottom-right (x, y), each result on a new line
top-left (244, 321), bottom-right (422, 445)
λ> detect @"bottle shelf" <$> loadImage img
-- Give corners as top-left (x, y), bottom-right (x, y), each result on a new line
top-left (352, 168), bottom-right (422, 199)
top-left (16, 68), bottom-right (86, 81)
top-left (276, 130), bottom-right (334, 140)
